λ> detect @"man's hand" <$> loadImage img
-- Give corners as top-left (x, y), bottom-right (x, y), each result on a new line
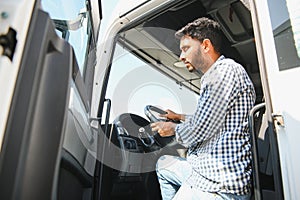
top-left (160, 109), bottom-right (185, 121)
top-left (150, 121), bottom-right (176, 137)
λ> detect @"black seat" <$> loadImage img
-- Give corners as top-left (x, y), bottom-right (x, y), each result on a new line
top-left (249, 103), bottom-right (283, 200)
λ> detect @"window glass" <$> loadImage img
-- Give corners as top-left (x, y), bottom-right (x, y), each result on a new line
top-left (268, 0), bottom-right (300, 71)
top-left (41, 0), bottom-right (91, 75)
top-left (104, 43), bottom-right (198, 124)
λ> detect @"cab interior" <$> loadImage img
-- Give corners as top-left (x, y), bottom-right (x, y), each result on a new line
top-left (96, 0), bottom-right (281, 200)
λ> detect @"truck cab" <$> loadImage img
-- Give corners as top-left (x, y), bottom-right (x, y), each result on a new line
top-left (1, 0), bottom-right (300, 199)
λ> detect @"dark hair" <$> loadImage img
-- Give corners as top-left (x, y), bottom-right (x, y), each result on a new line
top-left (175, 17), bottom-right (223, 53)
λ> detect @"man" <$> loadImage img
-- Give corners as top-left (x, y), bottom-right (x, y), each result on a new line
top-left (151, 17), bottom-right (255, 200)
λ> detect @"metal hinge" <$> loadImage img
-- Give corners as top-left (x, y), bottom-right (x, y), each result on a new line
top-left (272, 113), bottom-right (285, 127)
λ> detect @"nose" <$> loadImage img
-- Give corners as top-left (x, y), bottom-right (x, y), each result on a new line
top-left (179, 51), bottom-right (186, 61)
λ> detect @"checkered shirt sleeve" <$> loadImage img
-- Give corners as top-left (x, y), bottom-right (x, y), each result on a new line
top-left (175, 56), bottom-right (256, 195)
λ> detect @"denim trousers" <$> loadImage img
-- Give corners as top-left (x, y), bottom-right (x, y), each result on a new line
top-left (156, 155), bottom-right (251, 200)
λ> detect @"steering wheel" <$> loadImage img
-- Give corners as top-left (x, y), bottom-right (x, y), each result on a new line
top-left (144, 105), bottom-right (167, 122)
top-left (144, 105), bottom-right (181, 147)
top-left (113, 105), bottom-right (182, 153)
top-left (113, 113), bottom-right (156, 150)
top-left (144, 105), bottom-right (181, 123)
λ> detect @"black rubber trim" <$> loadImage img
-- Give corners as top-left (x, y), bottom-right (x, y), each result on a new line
top-left (60, 149), bottom-right (93, 187)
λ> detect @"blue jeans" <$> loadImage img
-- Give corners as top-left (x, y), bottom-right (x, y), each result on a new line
top-left (156, 155), bottom-right (251, 200)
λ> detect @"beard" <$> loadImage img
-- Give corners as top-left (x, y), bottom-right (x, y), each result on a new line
top-left (185, 62), bottom-right (203, 77)
top-left (186, 49), bottom-right (205, 76)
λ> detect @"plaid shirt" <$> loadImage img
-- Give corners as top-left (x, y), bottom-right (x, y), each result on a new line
top-left (175, 55), bottom-right (255, 195)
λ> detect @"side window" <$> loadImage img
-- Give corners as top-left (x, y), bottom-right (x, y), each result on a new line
top-left (267, 0), bottom-right (300, 71)
top-left (104, 43), bottom-right (198, 124)
top-left (41, 0), bottom-right (92, 76)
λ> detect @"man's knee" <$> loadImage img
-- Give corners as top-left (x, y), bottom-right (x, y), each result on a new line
top-left (156, 155), bottom-right (180, 171)
top-left (156, 155), bottom-right (170, 177)
top-left (156, 155), bottom-right (189, 180)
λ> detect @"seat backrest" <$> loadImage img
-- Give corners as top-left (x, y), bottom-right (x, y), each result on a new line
top-left (249, 103), bottom-right (277, 199)
top-left (256, 111), bottom-right (273, 176)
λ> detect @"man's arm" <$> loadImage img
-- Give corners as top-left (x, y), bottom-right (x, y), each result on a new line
top-left (150, 121), bottom-right (177, 137)
top-left (160, 109), bottom-right (186, 121)
top-left (175, 64), bottom-right (237, 146)
top-left (151, 109), bottom-right (189, 136)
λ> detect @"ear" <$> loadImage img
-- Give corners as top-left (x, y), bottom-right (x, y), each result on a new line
top-left (202, 39), bottom-right (212, 53)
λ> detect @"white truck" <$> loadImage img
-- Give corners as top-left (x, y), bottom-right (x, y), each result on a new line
top-left (0, 0), bottom-right (299, 199)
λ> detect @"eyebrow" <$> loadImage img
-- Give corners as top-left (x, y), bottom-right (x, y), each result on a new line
top-left (180, 45), bottom-right (189, 50)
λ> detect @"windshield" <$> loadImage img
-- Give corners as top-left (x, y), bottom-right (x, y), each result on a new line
top-left (104, 42), bottom-right (198, 124)
top-left (41, 0), bottom-right (92, 75)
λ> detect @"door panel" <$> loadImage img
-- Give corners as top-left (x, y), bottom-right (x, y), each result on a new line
top-left (0, 9), bottom-right (71, 199)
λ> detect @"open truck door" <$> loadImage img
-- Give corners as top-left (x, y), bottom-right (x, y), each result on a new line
top-left (0, 0), bottom-right (102, 199)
